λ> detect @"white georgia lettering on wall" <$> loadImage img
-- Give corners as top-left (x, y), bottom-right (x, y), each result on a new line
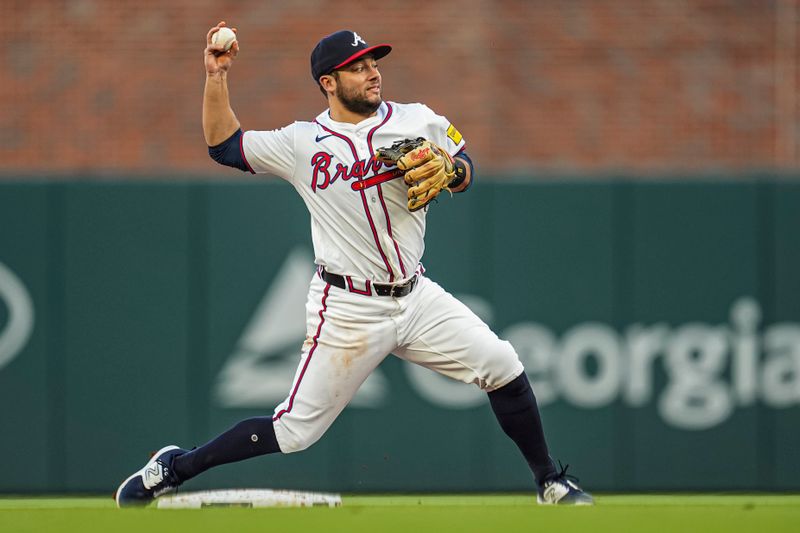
top-left (488, 297), bottom-right (800, 430)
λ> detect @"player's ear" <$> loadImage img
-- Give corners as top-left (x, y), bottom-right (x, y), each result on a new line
top-left (319, 74), bottom-right (336, 95)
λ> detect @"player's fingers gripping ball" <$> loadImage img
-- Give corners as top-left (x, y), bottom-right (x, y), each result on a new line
top-left (375, 138), bottom-right (456, 212)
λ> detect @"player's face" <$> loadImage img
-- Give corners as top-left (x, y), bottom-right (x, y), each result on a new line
top-left (333, 56), bottom-right (382, 115)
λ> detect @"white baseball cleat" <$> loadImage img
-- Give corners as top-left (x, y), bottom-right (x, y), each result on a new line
top-left (536, 464), bottom-right (594, 506)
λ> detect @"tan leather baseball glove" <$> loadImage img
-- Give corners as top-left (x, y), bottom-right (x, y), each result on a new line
top-left (374, 138), bottom-right (456, 212)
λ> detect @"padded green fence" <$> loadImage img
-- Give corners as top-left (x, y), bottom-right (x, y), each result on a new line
top-left (0, 179), bottom-right (798, 493)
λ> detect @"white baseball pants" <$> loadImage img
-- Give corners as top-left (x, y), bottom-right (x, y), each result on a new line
top-left (271, 273), bottom-right (524, 453)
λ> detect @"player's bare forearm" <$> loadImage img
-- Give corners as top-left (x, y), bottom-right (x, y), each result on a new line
top-left (450, 154), bottom-right (472, 193)
top-left (203, 22), bottom-right (241, 146)
top-left (203, 71), bottom-right (241, 146)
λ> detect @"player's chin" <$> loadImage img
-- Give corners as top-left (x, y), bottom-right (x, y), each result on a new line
top-left (364, 95), bottom-right (382, 110)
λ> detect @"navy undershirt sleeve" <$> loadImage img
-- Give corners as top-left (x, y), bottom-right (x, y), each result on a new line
top-left (208, 129), bottom-right (249, 172)
top-left (454, 150), bottom-right (474, 193)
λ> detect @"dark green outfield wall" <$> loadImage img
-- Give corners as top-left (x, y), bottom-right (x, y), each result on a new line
top-left (0, 179), bottom-right (798, 493)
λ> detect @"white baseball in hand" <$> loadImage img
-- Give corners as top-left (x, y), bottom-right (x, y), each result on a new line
top-left (212, 27), bottom-right (237, 51)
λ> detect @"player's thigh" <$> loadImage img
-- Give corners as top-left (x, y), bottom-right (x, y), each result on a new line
top-left (273, 279), bottom-right (396, 452)
top-left (395, 277), bottom-right (523, 391)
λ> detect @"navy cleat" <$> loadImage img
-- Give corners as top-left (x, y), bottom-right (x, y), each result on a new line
top-left (537, 463), bottom-right (594, 506)
top-left (115, 445), bottom-right (186, 508)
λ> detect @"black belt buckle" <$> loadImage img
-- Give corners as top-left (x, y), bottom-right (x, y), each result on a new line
top-left (387, 283), bottom-right (401, 297)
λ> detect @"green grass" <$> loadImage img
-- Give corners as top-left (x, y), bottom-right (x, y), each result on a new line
top-left (1, 494), bottom-right (798, 533)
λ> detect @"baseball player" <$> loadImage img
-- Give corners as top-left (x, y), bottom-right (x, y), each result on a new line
top-left (115, 22), bottom-right (593, 507)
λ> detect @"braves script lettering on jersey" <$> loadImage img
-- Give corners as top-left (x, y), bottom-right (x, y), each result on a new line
top-left (240, 101), bottom-right (524, 451)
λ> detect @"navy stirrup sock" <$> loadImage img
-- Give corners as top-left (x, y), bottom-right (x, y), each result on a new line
top-left (488, 373), bottom-right (557, 483)
top-left (172, 416), bottom-right (281, 482)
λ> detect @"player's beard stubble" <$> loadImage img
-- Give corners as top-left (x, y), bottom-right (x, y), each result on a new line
top-left (335, 83), bottom-right (381, 116)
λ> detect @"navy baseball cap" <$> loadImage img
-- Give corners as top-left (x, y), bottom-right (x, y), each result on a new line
top-left (310, 30), bottom-right (391, 82)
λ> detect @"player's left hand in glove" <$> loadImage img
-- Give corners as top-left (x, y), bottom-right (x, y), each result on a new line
top-left (374, 138), bottom-right (456, 212)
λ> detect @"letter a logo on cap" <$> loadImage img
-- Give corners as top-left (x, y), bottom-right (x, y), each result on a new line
top-left (352, 32), bottom-right (366, 46)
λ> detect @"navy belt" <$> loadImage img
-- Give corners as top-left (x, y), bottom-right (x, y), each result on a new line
top-left (320, 268), bottom-right (418, 297)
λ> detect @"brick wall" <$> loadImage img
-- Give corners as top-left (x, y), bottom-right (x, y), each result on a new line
top-left (1, 0), bottom-right (798, 177)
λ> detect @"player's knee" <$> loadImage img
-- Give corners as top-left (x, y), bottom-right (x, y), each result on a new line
top-left (281, 437), bottom-right (316, 454)
top-left (279, 432), bottom-right (323, 454)
top-left (273, 421), bottom-right (326, 454)
top-left (482, 339), bottom-right (524, 391)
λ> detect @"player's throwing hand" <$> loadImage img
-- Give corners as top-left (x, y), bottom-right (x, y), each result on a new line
top-left (205, 21), bottom-right (239, 75)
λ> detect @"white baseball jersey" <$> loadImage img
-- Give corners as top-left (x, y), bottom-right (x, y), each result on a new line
top-left (242, 101), bottom-right (464, 284)
top-left (239, 101), bottom-right (523, 454)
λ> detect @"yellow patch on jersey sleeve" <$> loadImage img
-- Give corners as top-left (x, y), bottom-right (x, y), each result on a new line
top-left (446, 124), bottom-right (463, 145)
